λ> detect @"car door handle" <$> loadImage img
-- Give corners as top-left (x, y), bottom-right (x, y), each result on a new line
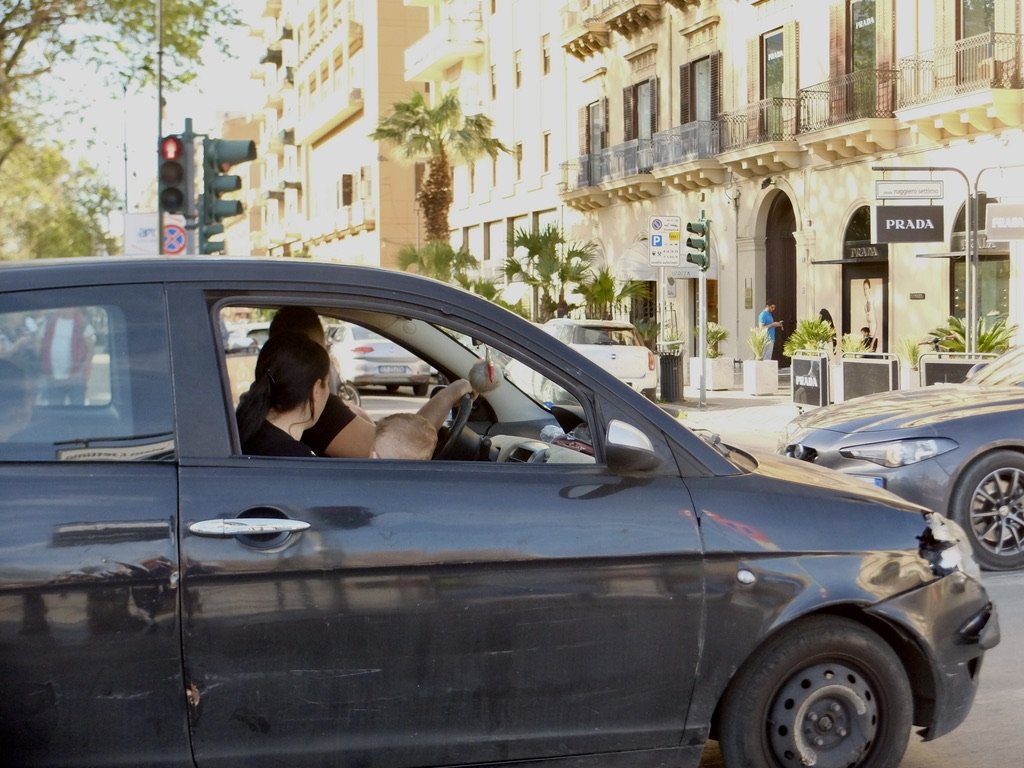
top-left (188, 518), bottom-right (311, 537)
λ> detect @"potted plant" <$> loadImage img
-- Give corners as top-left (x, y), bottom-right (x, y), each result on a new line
top-left (743, 327), bottom-right (778, 396)
top-left (783, 318), bottom-right (836, 406)
top-left (690, 322), bottom-right (733, 391)
top-left (895, 336), bottom-right (923, 389)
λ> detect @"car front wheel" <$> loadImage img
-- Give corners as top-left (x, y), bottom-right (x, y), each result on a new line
top-left (718, 616), bottom-right (911, 768)
top-left (951, 449), bottom-right (1024, 571)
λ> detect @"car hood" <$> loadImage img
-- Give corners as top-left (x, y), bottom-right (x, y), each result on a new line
top-left (792, 384), bottom-right (1024, 434)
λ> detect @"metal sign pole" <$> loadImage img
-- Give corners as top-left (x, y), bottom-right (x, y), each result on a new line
top-left (698, 267), bottom-right (707, 409)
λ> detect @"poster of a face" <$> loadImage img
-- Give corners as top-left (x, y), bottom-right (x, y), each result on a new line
top-left (859, 278), bottom-right (881, 339)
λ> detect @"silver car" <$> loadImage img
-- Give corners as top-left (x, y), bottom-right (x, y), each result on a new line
top-left (780, 346), bottom-right (1024, 570)
top-left (328, 322), bottom-right (432, 396)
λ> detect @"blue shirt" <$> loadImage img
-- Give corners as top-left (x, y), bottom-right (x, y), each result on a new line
top-left (758, 309), bottom-right (776, 341)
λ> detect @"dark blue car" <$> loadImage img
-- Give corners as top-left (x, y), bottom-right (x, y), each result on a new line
top-left (0, 257), bottom-right (998, 768)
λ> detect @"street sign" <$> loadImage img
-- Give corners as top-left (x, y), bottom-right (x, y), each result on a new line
top-left (986, 202), bottom-right (1024, 240)
top-left (875, 180), bottom-right (944, 200)
top-left (648, 215), bottom-right (681, 266)
top-left (163, 223), bottom-right (187, 255)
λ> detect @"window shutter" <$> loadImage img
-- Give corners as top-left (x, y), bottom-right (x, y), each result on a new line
top-left (601, 97), bottom-right (609, 150)
top-left (829, 2), bottom-right (845, 77)
top-left (783, 21), bottom-right (799, 97)
top-left (623, 85), bottom-right (635, 141)
top-left (935, 0), bottom-right (955, 45)
top-left (710, 52), bottom-right (721, 119)
top-left (995, 0), bottom-right (1015, 32)
top-left (649, 76), bottom-right (659, 135)
top-left (876, 0), bottom-right (894, 68)
top-left (341, 174), bottom-right (353, 206)
top-left (747, 37), bottom-right (759, 102)
top-left (679, 63), bottom-right (691, 124)
top-left (580, 106), bottom-right (589, 154)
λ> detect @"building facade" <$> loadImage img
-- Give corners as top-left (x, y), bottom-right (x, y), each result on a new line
top-left (247, 0), bottom-right (1024, 361)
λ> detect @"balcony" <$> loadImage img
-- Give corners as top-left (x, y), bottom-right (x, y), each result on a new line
top-left (663, 0), bottom-right (702, 9)
top-left (599, 139), bottom-right (663, 200)
top-left (559, 158), bottom-right (613, 210)
top-left (896, 32), bottom-right (1024, 141)
top-left (405, 17), bottom-right (484, 82)
top-left (717, 97), bottom-right (805, 178)
top-left (261, 47), bottom-right (283, 67)
top-left (591, 0), bottom-right (661, 37)
top-left (797, 68), bottom-right (898, 161)
top-left (650, 121), bottom-right (726, 190)
top-left (295, 83), bottom-right (364, 145)
top-left (561, 3), bottom-right (610, 61)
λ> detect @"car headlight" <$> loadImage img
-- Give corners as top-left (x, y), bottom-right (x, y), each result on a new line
top-left (840, 437), bottom-right (957, 468)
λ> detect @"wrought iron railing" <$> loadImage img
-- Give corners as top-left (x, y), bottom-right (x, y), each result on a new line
top-left (719, 97), bottom-right (800, 152)
top-left (560, 153), bottom-right (609, 191)
top-left (798, 69), bottom-right (899, 132)
top-left (653, 121), bottom-right (720, 166)
top-left (898, 31), bottom-right (1023, 108)
top-left (601, 138), bottom-right (655, 179)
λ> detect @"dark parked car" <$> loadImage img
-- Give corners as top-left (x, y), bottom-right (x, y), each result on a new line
top-left (0, 258), bottom-right (997, 768)
top-left (780, 346), bottom-right (1024, 571)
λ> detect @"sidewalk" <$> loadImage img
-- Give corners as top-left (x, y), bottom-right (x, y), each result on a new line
top-left (659, 367), bottom-right (802, 453)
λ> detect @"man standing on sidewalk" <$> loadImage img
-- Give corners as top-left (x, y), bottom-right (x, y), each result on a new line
top-left (758, 301), bottom-right (783, 361)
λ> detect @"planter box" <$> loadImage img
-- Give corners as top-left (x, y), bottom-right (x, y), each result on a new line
top-left (743, 359), bottom-right (778, 396)
top-left (690, 356), bottom-right (734, 391)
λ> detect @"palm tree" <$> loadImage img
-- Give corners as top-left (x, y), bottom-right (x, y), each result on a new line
top-left (504, 224), bottom-right (596, 321)
top-left (371, 90), bottom-right (508, 244)
top-left (397, 240), bottom-right (478, 283)
top-left (577, 267), bottom-right (650, 321)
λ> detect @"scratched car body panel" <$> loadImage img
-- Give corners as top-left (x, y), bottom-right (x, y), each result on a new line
top-left (0, 258), bottom-right (997, 768)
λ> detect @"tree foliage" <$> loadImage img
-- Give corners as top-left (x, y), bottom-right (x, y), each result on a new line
top-left (576, 267), bottom-right (650, 321)
top-left (371, 91), bottom-right (508, 244)
top-left (927, 315), bottom-right (1018, 354)
top-left (0, 144), bottom-right (119, 259)
top-left (0, 1), bottom-right (238, 173)
top-left (504, 224), bottom-right (597, 321)
top-left (396, 240), bottom-right (479, 283)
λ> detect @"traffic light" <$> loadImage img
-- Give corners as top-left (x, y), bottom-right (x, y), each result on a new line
top-left (158, 135), bottom-right (191, 217)
top-left (199, 137), bottom-right (257, 254)
top-left (685, 217), bottom-right (711, 271)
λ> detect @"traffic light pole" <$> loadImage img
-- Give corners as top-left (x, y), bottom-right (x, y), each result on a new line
top-left (182, 118), bottom-right (197, 255)
top-left (698, 265), bottom-right (707, 409)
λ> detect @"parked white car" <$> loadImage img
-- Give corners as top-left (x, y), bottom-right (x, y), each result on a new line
top-left (542, 318), bottom-right (657, 398)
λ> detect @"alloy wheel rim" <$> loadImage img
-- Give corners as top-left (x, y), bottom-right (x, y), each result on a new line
top-left (970, 467), bottom-right (1024, 556)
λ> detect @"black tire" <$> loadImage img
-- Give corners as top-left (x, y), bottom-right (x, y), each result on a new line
top-left (950, 449), bottom-right (1024, 571)
top-left (412, 383), bottom-right (428, 397)
top-left (385, 384), bottom-right (399, 394)
top-left (718, 616), bottom-right (911, 768)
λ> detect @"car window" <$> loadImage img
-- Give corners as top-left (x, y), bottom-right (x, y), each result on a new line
top-left (217, 303), bottom-right (593, 464)
top-left (0, 287), bottom-right (174, 461)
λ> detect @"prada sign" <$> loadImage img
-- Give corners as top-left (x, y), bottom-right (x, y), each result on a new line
top-left (873, 205), bottom-right (944, 243)
top-left (986, 203), bottom-right (1024, 240)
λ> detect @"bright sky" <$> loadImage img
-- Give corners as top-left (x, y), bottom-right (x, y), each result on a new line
top-left (53, 1), bottom-right (261, 229)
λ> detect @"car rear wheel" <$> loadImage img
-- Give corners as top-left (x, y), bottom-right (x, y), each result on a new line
top-left (412, 383), bottom-right (428, 397)
top-left (718, 616), bottom-right (911, 768)
top-left (951, 450), bottom-right (1024, 571)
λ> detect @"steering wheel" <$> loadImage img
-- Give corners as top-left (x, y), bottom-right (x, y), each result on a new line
top-left (434, 393), bottom-right (473, 459)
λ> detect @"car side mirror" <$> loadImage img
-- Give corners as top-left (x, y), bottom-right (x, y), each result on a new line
top-left (605, 419), bottom-right (661, 473)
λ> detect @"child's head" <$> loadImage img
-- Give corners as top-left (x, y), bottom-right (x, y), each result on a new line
top-left (372, 412), bottom-right (437, 460)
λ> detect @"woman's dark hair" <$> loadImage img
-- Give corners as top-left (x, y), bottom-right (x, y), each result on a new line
top-left (236, 332), bottom-right (330, 445)
top-left (269, 306), bottom-right (324, 343)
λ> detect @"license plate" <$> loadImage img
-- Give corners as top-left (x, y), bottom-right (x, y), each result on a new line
top-left (378, 365), bottom-right (408, 374)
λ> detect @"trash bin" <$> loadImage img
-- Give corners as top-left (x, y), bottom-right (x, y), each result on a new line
top-left (659, 354), bottom-right (683, 402)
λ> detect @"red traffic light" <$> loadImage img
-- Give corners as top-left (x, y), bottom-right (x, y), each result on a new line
top-left (160, 135), bottom-right (184, 160)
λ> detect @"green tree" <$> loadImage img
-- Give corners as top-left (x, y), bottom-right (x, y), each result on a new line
top-left (371, 91), bottom-right (508, 244)
top-left (576, 267), bottom-right (650, 321)
top-left (0, 145), bottom-right (119, 259)
top-left (504, 224), bottom-right (596, 321)
top-left (397, 240), bottom-right (479, 283)
top-left (0, 0), bottom-right (238, 173)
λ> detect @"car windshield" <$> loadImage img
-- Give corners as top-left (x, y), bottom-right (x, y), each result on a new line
top-left (966, 347), bottom-right (1024, 387)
